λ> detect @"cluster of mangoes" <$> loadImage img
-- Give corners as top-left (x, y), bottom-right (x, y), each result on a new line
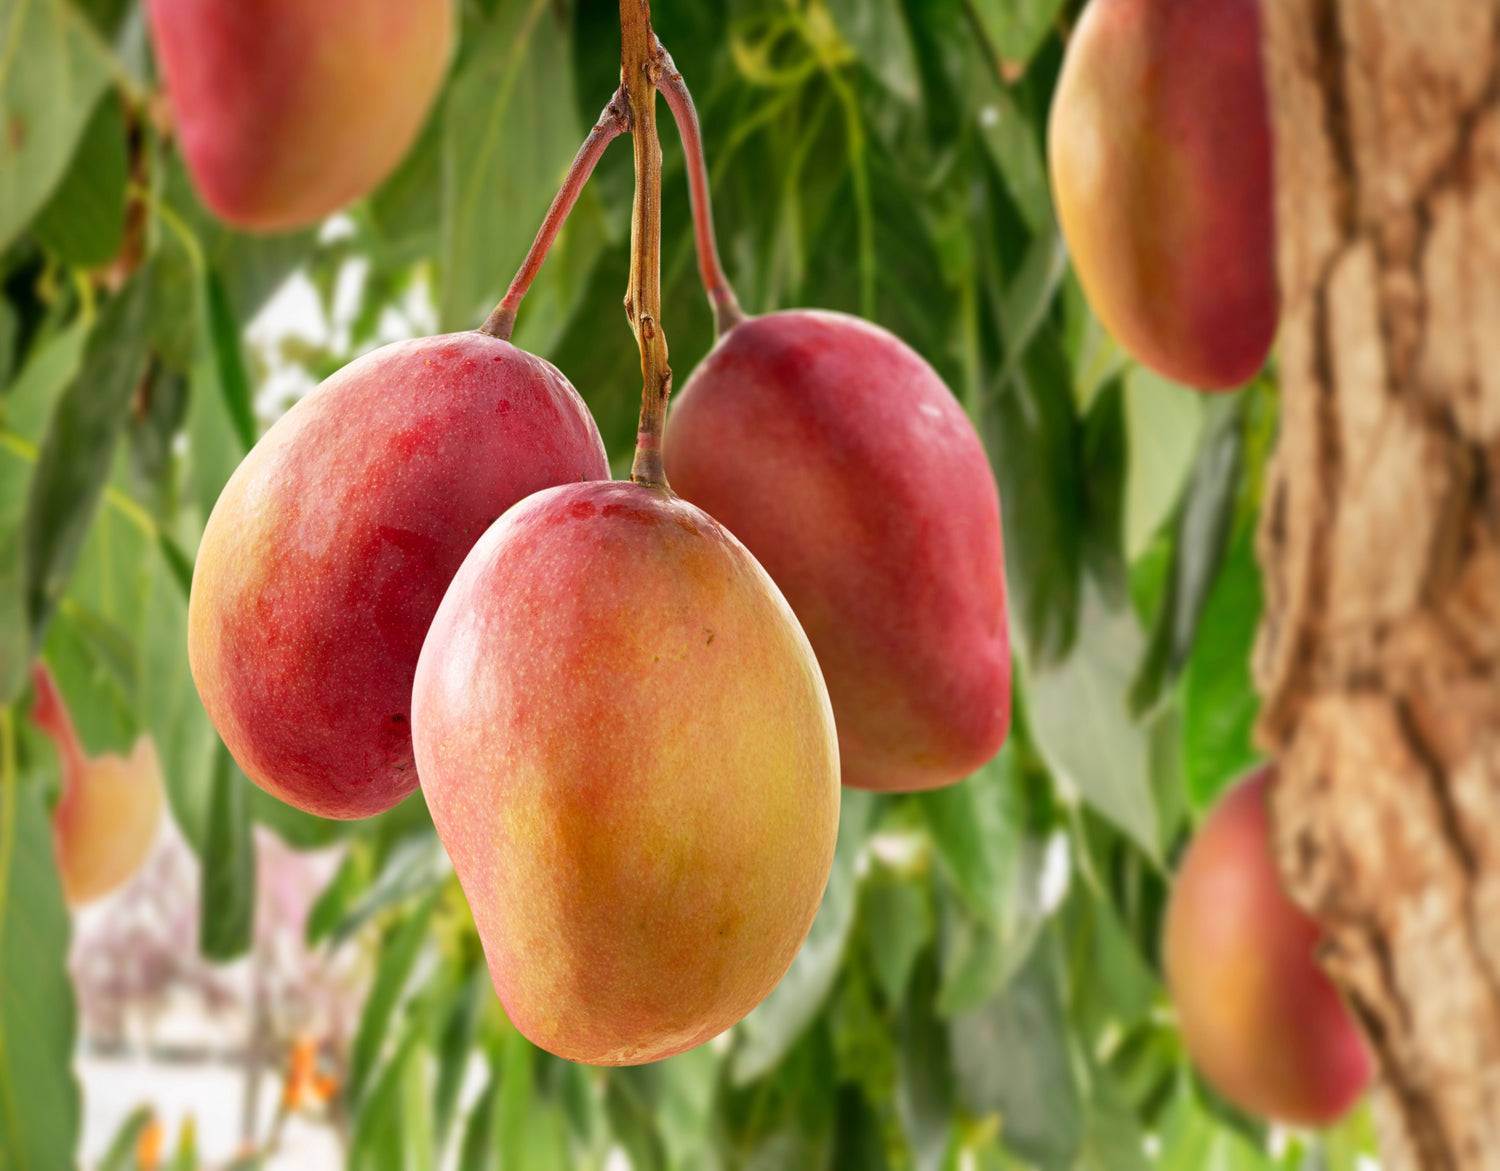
top-left (33, 0), bottom-right (1371, 1126)
top-left (149, 0), bottom-right (1009, 1067)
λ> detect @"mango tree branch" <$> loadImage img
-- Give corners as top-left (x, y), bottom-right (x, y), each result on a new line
top-left (621, 0), bottom-right (672, 491)
top-left (480, 88), bottom-right (632, 342)
top-left (654, 39), bottom-right (746, 337)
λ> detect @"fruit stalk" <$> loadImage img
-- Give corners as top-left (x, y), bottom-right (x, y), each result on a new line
top-left (480, 89), bottom-right (632, 342)
top-left (654, 41), bottom-right (745, 337)
top-left (620, 0), bottom-right (672, 491)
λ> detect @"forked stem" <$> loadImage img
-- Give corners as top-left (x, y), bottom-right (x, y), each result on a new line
top-left (479, 89), bottom-right (632, 342)
top-left (654, 40), bottom-right (746, 336)
top-left (621, 0), bottom-right (673, 491)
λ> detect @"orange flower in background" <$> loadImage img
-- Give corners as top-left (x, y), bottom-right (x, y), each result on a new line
top-left (282, 1036), bottom-right (338, 1112)
top-left (135, 1116), bottom-right (163, 1171)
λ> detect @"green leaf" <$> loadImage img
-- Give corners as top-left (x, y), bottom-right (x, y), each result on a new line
top-left (0, 438), bottom-right (39, 702)
top-left (1316, 1104), bottom-right (1381, 1171)
top-left (1060, 885), bottom-right (1160, 1041)
top-left (982, 328), bottom-right (1083, 668)
top-left (348, 889), bottom-right (440, 1110)
top-left (496, 1032), bottom-right (571, 1171)
top-left (198, 743), bottom-right (256, 960)
top-left (349, 1016), bottom-right (425, 1171)
top-left (977, 87), bottom-right (1052, 236)
top-left (203, 270), bottom-right (257, 452)
top-left (1080, 379), bottom-right (1130, 602)
top-left (368, 97), bottom-right (446, 261)
top-left (999, 230), bottom-right (1068, 373)
top-left (330, 829), bottom-right (448, 947)
top-left (1157, 1078), bottom-right (1277, 1171)
top-left (968, 0), bottom-right (1066, 70)
top-left (1131, 397), bottom-right (1242, 716)
top-left (31, 87), bottom-right (128, 268)
top-left (42, 600), bottom-right (140, 754)
top-left (0, 720), bottom-right (81, 1171)
top-left (20, 274), bottom-right (151, 670)
top-left (1026, 580), bottom-right (1162, 860)
top-left (1062, 272), bottom-right (1129, 415)
top-left (140, 546), bottom-right (218, 851)
top-left (1, 307), bottom-right (89, 444)
top-left (0, 299), bottom-right (15, 388)
top-left (826, 0), bottom-right (919, 102)
top-left (950, 935), bottom-right (1081, 1169)
top-left (95, 1105), bottom-right (154, 1171)
top-left (399, 1046), bottom-right (437, 1171)
top-left (919, 748), bottom-right (1028, 928)
top-left (1124, 367), bottom-right (1205, 563)
top-left (933, 863), bottom-right (1046, 1017)
top-left (654, 1045), bottom-right (721, 1169)
top-left (433, 963), bottom-right (488, 1146)
top-left (456, 1062), bottom-right (499, 1171)
top-left (732, 789), bottom-right (877, 1084)
top-left (831, 1083), bottom-right (891, 1171)
top-left (305, 849), bottom-right (369, 947)
top-left (0, 0), bottom-right (112, 252)
top-left (1076, 1065), bottom-right (1154, 1171)
top-left (859, 868), bottom-right (931, 1008)
top-left (1181, 525), bottom-right (1264, 812)
top-left (168, 1116), bottom-right (198, 1171)
top-left (151, 158), bottom-right (318, 372)
top-left (439, 0), bottom-right (580, 331)
top-left (186, 322), bottom-right (248, 527)
top-left (605, 1065), bottom-right (668, 1171)
top-left (895, 951), bottom-right (954, 1171)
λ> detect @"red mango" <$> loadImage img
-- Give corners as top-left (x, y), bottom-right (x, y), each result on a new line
top-left (1048, 0), bottom-right (1277, 390)
top-left (1165, 768), bottom-right (1374, 1126)
top-left (663, 310), bottom-right (1011, 793)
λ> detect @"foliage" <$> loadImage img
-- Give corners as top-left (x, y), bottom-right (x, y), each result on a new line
top-left (0, 0), bottom-right (1379, 1168)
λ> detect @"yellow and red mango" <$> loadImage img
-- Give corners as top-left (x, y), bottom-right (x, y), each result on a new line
top-left (412, 482), bottom-right (840, 1066)
top-left (30, 664), bottom-right (164, 907)
top-left (147, 0), bottom-right (452, 232)
top-left (1164, 768), bottom-right (1373, 1126)
top-left (188, 333), bottom-right (609, 820)
top-left (663, 310), bottom-right (1010, 793)
top-left (1048, 0), bottom-right (1277, 390)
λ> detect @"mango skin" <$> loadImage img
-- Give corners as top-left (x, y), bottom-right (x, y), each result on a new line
top-left (1164, 769), bottom-right (1373, 1126)
top-left (412, 482), bottom-right (840, 1066)
top-left (147, 0), bottom-right (451, 232)
top-left (662, 310), bottom-right (1011, 793)
top-left (31, 665), bottom-right (164, 907)
top-left (1048, 0), bottom-right (1277, 390)
top-left (188, 333), bottom-right (608, 820)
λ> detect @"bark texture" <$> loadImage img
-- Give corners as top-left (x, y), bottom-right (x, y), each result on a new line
top-left (1255, 2), bottom-right (1500, 1167)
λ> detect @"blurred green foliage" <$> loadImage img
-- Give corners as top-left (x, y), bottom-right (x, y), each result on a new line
top-left (0, 0), bottom-right (1379, 1168)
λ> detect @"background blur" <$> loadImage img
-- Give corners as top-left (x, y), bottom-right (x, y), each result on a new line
top-left (0, 0), bottom-right (1384, 1168)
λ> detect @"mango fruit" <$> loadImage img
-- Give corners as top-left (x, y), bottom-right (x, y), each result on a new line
top-left (663, 310), bottom-right (1011, 793)
top-left (148, 0), bottom-right (452, 231)
top-left (1048, 0), bottom-right (1277, 390)
top-left (412, 481), bottom-right (840, 1065)
top-left (188, 333), bottom-right (608, 820)
top-left (30, 664), bottom-right (164, 907)
top-left (1164, 768), bottom-right (1373, 1126)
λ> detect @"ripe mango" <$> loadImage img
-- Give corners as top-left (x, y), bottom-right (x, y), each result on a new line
top-left (413, 482), bottom-right (840, 1065)
top-left (1049, 0), bottom-right (1277, 390)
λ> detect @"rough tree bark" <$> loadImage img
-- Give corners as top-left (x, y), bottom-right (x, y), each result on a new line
top-left (1255, 2), bottom-right (1500, 1167)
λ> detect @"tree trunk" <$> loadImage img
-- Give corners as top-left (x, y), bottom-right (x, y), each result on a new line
top-left (1254, 2), bottom-right (1500, 1167)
